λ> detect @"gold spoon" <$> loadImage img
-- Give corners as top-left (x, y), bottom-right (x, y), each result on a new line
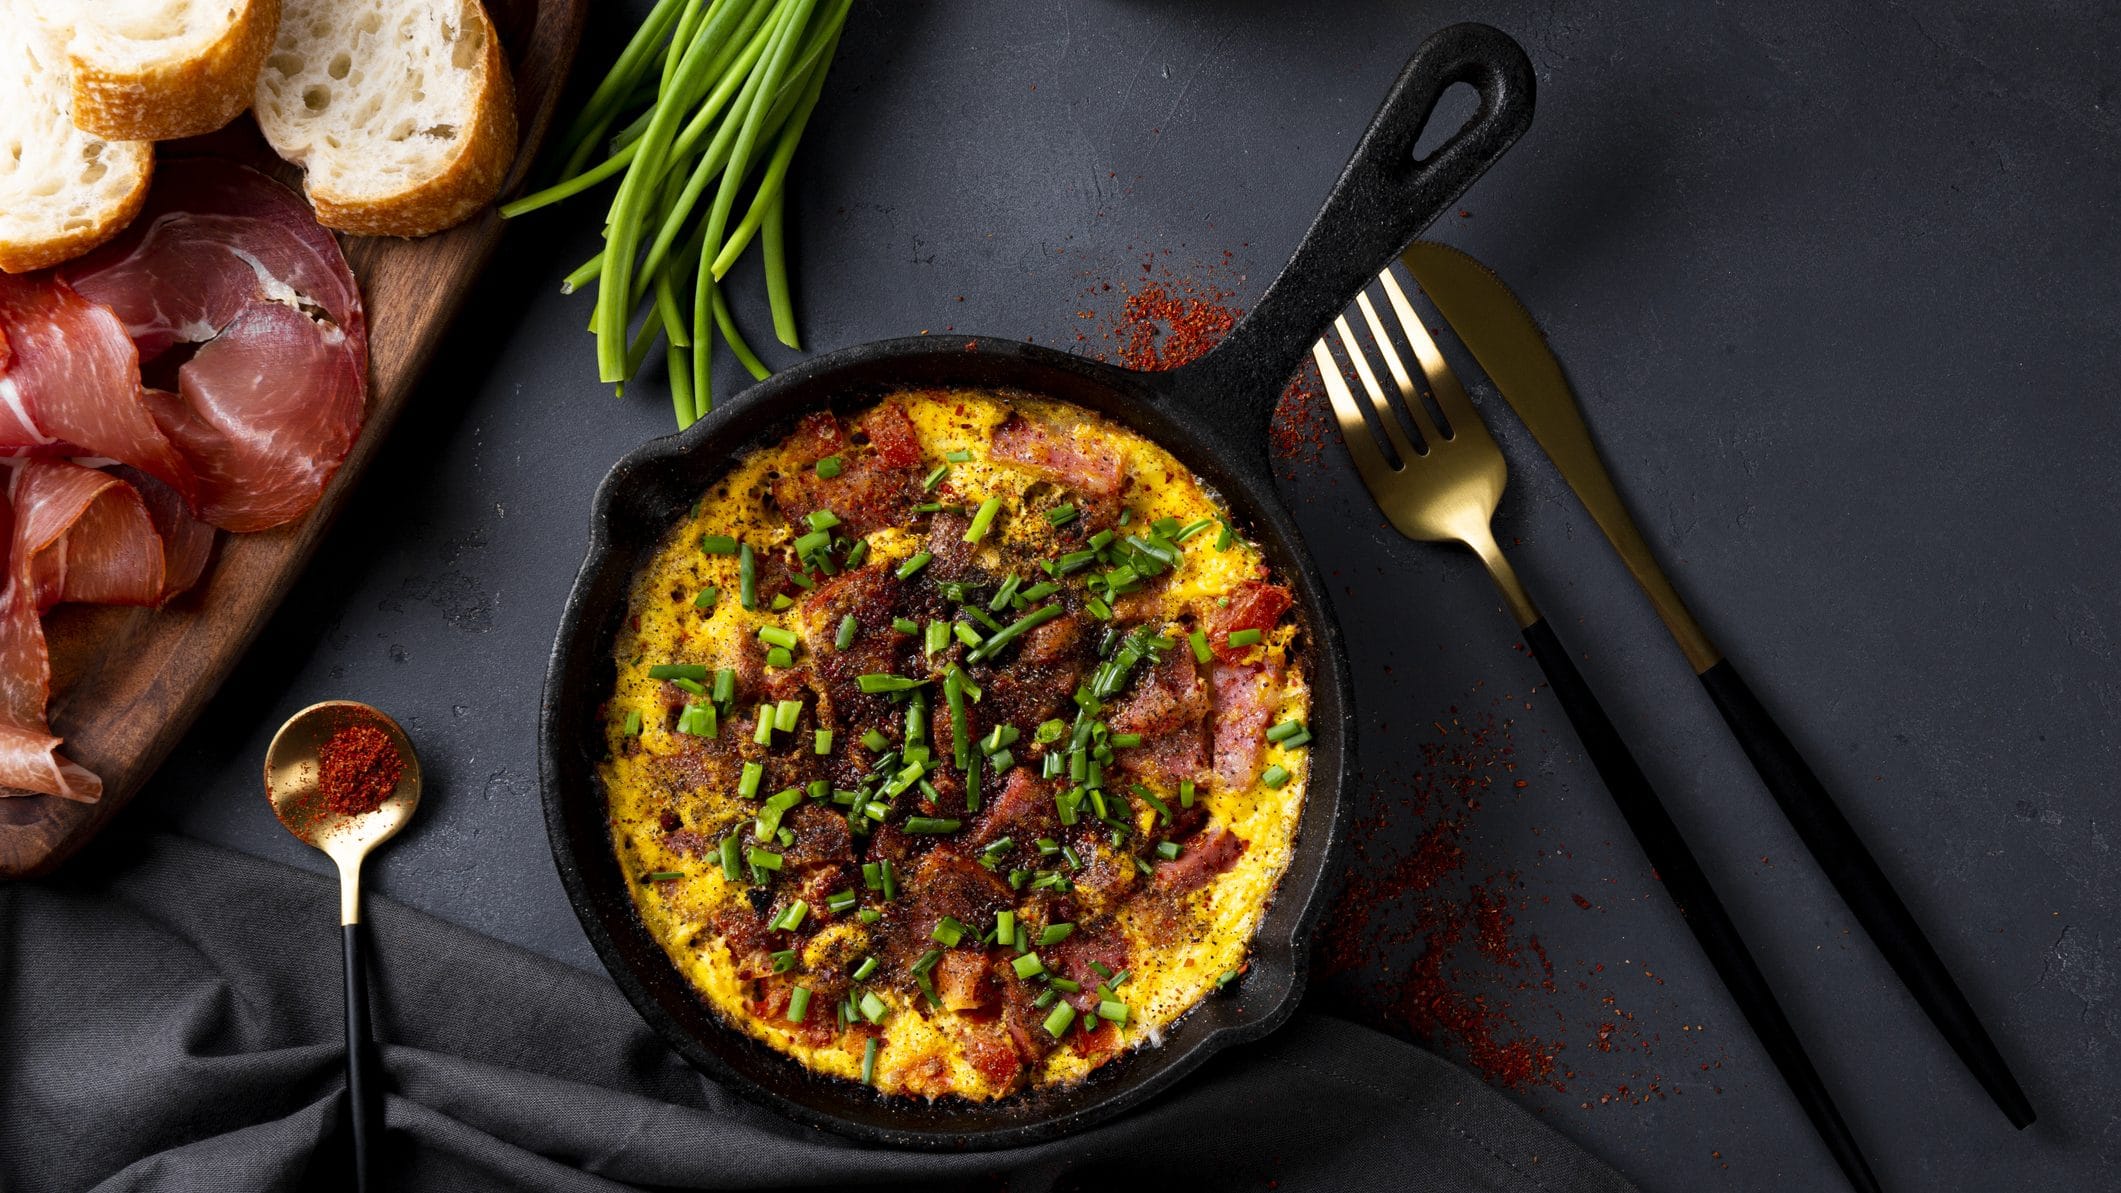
top-left (265, 700), bottom-right (421, 1193)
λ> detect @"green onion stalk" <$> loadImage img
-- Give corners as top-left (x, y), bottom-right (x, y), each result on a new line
top-left (503, 0), bottom-right (854, 429)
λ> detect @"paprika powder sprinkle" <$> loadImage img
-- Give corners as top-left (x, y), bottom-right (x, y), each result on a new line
top-left (317, 724), bottom-right (404, 817)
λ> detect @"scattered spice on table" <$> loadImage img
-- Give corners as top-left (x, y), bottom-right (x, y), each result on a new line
top-left (318, 724), bottom-right (405, 818)
top-left (1064, 248), bottom-right (1330, 474)
top-left (1312, 689), bottom-right (1701, 1109)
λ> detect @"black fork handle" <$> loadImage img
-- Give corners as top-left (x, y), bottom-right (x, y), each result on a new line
top-left (1520, 618), bottom-right (1883, 1193)
top-left (1698, 658), bottom-right (2036, 1128)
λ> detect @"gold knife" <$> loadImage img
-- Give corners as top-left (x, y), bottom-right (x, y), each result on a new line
top-left (1401, 239), bottom-right (2036, 1131)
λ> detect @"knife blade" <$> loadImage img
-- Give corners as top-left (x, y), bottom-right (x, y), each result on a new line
top-left (1399, 240), bottom-right (1721, 673)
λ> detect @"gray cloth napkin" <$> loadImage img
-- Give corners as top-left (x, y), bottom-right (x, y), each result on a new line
top-left (1, 830), bottom-right (1635, 1193)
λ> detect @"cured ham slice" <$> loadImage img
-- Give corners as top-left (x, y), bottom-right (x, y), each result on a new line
top-left (0, 274), bottom-right (192, 495)
top-left (990, 412), bottom-right (1125, 512)
top-left (64, 160), bottom-right (367, 532)
top-left (1210, 657), bottom-right (1282, 790)
top-left (0, 459), bottom-right (208, 801)
top-left (1206, 579), bottom-right (1292, 658)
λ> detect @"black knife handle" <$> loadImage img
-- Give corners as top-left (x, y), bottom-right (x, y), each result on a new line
top-left (344, 922), bottom-right (379, 1193)
top-left (1699, 657), bottom-right (2035, 1128)
top-left (1520, 618), bottom-right (1881, 1193)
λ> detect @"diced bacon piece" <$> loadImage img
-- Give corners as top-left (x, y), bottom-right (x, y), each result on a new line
top-left (854, 401), bottom-right (922, 470)
top-left (780, 410), bottom-right (848, 466)
top-left (781, 803), bottom-right (856, 870)
top-left (1151, 823), bottom-right (1247, 896)
top-left (1016, 610), bottom-right (1083, 666)
top-left (770, 409), bottom-right (917, 536)
top-left (934, 949), bottom-right (995, 1013)
top-left (1045, 930), bottom-right (1131, 1013)
top-left (1106, 646), bottom-right (1208, 737)
top-left (1207, 580), bottom-right (1293, 658)
top-left (969, 767), bottom-right (1057, 850)
top-left (990, 413), bottom-right (1123, 499)
top-left (960, 1022), bottom-right (1025, 1087)
top-left (1210, 658), bottom-right (1282, 789)
top-left (1114, 722), bottom-right (1209, 789)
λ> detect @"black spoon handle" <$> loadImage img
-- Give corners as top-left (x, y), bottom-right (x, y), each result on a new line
top-left (1698, 658), bottom-right (2036, 1128)
top-left (344, 923), bottom-right (378, 1193)
top-left (1520, 618), bottom-right (1883, 1193)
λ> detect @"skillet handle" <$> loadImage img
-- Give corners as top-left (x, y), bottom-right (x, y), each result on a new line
top-left (1163, 23), bottom-right (1533, 461)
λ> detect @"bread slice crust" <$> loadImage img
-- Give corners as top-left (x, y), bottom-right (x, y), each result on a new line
top-left (256, 1), bottom-right (517, 239)
top-left (64, 0), bottom-right (283, 141)
top-left (0, 10), bottom-right (155, 274)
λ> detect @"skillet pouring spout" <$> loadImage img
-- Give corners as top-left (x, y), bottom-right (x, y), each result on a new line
top-left (541, 22), bottom-right (1534, 1150)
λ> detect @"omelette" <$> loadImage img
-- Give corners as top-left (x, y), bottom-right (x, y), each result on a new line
top-left (600, 388), bottom-right (1312, 1100)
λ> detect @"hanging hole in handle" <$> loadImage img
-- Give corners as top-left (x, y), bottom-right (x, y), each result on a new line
top-left (1410, 81), bottom-right (1484, 163)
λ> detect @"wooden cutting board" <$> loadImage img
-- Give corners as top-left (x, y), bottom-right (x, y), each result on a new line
top-left (0, 0), bottom-right (588, 879)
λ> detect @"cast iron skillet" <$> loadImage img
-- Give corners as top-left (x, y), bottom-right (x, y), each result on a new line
top-left (542, 23), bottom-right (1534, 1149)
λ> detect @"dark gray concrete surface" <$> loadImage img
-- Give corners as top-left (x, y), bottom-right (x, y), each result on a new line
top-left (131, 2), bottom-right (2115, 1189)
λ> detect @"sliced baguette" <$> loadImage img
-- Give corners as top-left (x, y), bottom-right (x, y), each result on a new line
top-left (38, 0), bottom-right (282, 141)
top-left (0, 7), bottom-right (153, 274)
top-left (253, 0), bottom-right (516, 238)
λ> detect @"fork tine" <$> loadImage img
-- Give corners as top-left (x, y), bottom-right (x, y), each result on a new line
top-left (1354, 289), bottom-right (1446, 446)
top-left (1379, 268), bottom-right (1483, 436)
top-left (1331, 314), bottom-right (1424, 465)
top-left (1312, 340), bottom-right (1404, 493)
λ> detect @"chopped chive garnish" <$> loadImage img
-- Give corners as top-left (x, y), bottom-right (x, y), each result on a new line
top-left (952, 622), bottom-right (983, 648)
top-left (749, 848), bottom-right (784, 872)
top-left (946, 448), bottom-right (972, 462)
top-left (923, 463), bottom-right (949, 490)
top-left (891, 616), bottom-right (918, 635)
top-left (903, 816), bottom-right (962, 834)
top-left (1267, 719), bottom-right (1307, 743)
top-left (806, 509), bottom-right (841, 531)
top-left (814, 728), bottom-right (834, 755)
top-left (931, 916), bottom-right (966, 946)
top-left (1045, 502), bottom-right (1079, 527)
top-left (879, 858), bottom-right (898, 901)
top-left (827, 889), bottom-right (858, 914)
top-left (1216, 968), bottom-right (1239, 988)
top-left (648, 663), bottom-right (709, 681)
top-left (1226, 628), bottom-right (1263, 648)
top-left (645, 870), bottom-right (683, 882)
top-left (1043, 1004), bottom-right (1078, 1038)
top-left (693, 587), bottom-right (720, 610)
top-left (896, 551), bottom-right (933, 579)
top-left (1047, 976), bottom-right (1081, 993)
top-left (861, 1036), bottom-right (882, 1084)
top-left (1179, 779), bottom-right (1196, 808)
top-left (1214, 522), bottom-right (1235, 550)
top-left (1035, 719), bottom-right (1066, 744)
top-left (770, 949), bottom-right (797, 973)
top-left (835, 614), bottom-right (858, 650)
top-left (966, 604), bottom-right (1064, 662)
top-left (1261, 763), bottom-right (1292, 789)
top-left (964, 497), bottom-right (1003, 543)
top-left (845, 539), bottom-right (870, 568)
top-left (1156, 840), bottom-right (1182, 860)
top-left (860, 728), bottom-right (890, 752)
top-left (738, 543), bottom-right (758, 609)
top-left (860, 992), bottom-right (888, 1026)
top-left (995, 910), bottom-right (1016, 948)
top-left (1038, 922), bottom-right (1075, 946)
top-left (1033, 987), bottom-right (1057, 1008)
top-left (718, 832), bottom-right (742, 880)
top-left (924, 619), bottom-right (948, 655)
top-left (765, 647), bottom-right (793, 669)
top-left (774, 698), bottom-right (803, 733)
top-left (856, 673), bottom-right (928, 694)
top-left (815, 456), bottom-right (843, 479)
top-left (675, 702), bottom-right (716, 737)
top-left (1188, 628), bottom-right (1212, 664)
top-left (1086, 596), bottom-right (1112, 621)
top-left (1097, 1000), bottom-right (1129, 1024)
top-left (1175, 518), bottom-right (1215, 541)
top-left (768, 899), bottom-right (807, 930)
top-left (1011, 952), bottom-right (1044, 979)
top-left (852, 956), bottom-right (879, 982)
top-left (737, 761), bottom-right (764, 800)
top-left (771, 593), bottom-right (794, 611)
top-left (622, 709), bottom-right (642, 736)
top-left (759, 626), bottom-right (800, 650)
top-left (786, 987), bottom-right (811, 1022)
top-left (712, 668), bottom-right (736, 705)
top-left (700, 534), bottom-right (739, 555)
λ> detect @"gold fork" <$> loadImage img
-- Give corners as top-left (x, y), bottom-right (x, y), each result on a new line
top-left (1315, 266), bottom-right (1883, 1193)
